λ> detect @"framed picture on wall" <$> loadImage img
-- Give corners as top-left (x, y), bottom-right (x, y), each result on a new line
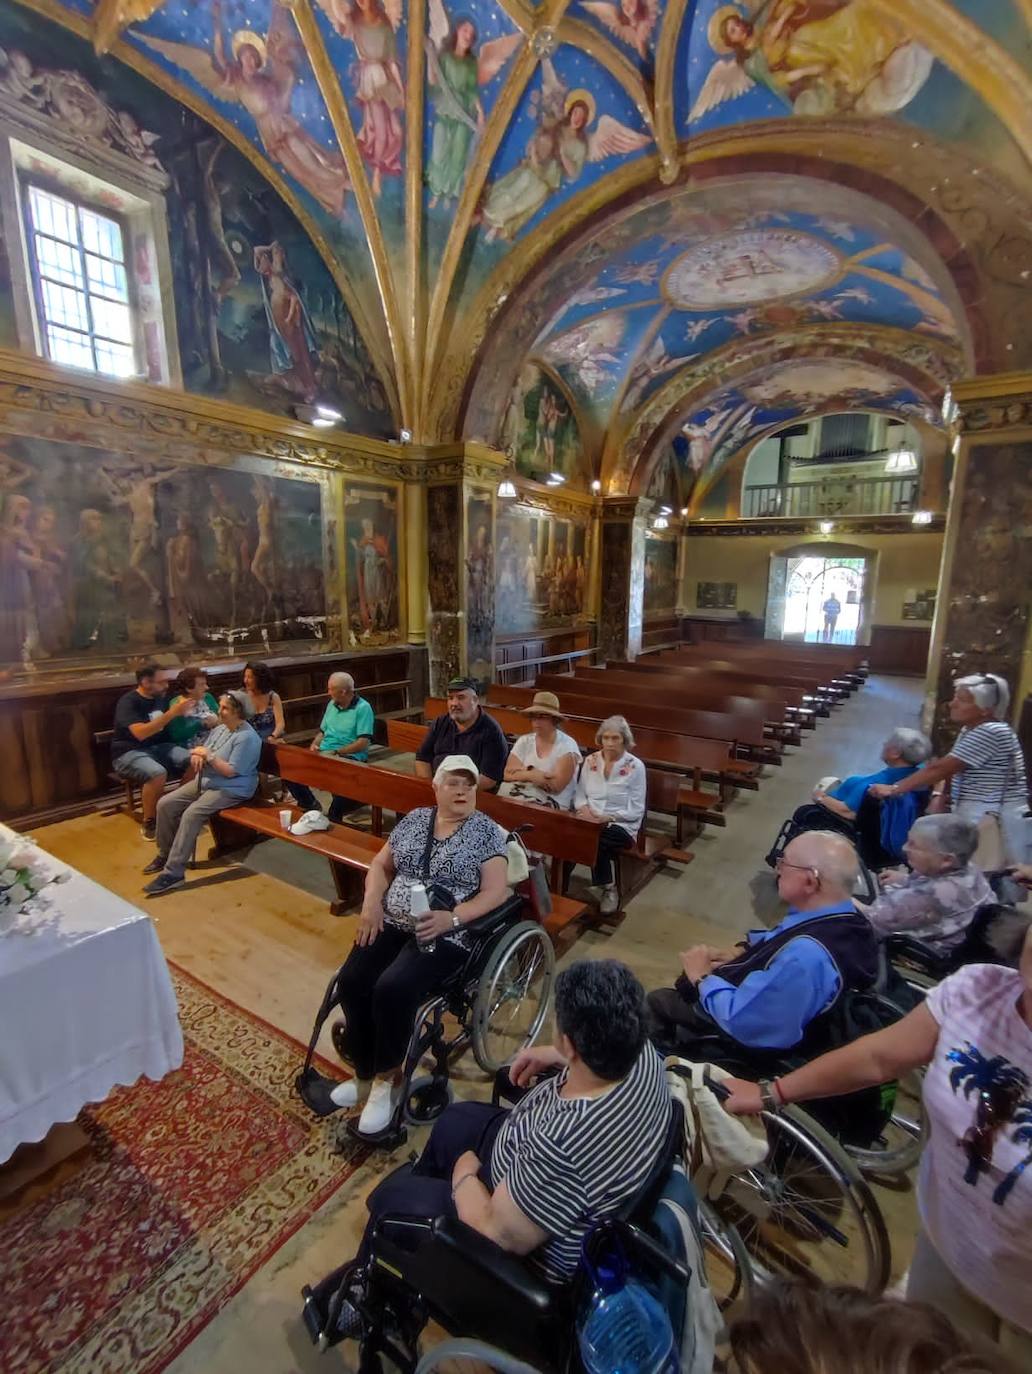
top-left (697, 581), bottom-right (737, 610)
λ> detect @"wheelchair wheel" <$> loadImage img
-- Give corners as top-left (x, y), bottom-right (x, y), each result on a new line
top-left (405, 1075), bottom-right (453, 1125)
top-left (698, 1199), bottom-right (754, 1315)
top-left (844, 1069), bottom-right (926, 1178)
top-left (470, 921), bottom-right (556, 1074)
top-left (714, 1104), bottom-right (890, 1293)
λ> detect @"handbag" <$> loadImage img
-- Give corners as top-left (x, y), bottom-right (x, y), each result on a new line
top-left (506, 826), bottom-right (552, 922)
top-left (972, 737), bottom-right (1018, 872)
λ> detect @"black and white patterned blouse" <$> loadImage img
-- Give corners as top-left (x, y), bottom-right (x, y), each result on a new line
top-left (384, 806), bottom-right (507, 949)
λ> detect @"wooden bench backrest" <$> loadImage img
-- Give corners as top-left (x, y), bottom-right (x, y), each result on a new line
top-left (422, 698), bottom-right (731, 774)
top-left (674, 641), bottom-right (867, 670)
top-left (532, 674), bottom-right (765, 748)
top-left (656, 651), bottom-right (825, 693)
top-left (608, 661), bottom-right (805, 709)
top-left (572, 669), bottom-right (783, 726)
top-left (270, 741), bottom-right (603, 866)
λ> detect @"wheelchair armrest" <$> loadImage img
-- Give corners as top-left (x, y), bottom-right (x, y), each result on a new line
top-left (885, 933), bottom-right (952, 977)
top-left (463, 892), bottom-right (525, 940)
top-left (431, 1216), bottom-right (557, 1312)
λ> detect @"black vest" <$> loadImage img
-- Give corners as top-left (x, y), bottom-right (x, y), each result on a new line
top-left (718, 907), bottom-right (880, 1053)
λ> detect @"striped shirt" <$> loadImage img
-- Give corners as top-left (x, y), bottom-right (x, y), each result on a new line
top-left (951, 723), bottom-right (1028, 808)
top-left (489, 1045), bottom-right (671, 1280)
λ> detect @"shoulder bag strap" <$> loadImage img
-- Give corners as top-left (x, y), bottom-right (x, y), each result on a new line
top-left (420, 806), bottom-right (438, 881)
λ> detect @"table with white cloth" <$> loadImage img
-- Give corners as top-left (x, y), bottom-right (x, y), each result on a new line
top-left (0, 822), bottom-right (183, 1165)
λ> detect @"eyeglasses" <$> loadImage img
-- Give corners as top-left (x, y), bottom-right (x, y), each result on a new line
top-left (963, 1080), bottom-right (1022, 1176)
top-left (775, 858), bottom-right (820, 882)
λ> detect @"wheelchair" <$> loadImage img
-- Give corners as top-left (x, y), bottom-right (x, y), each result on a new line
top-left (887, 897), bottom-right (1031, 997)
top-left (654, 1004), bottom-right (896, 1294)
top-left (765, 790), bottom-right (929, 876)
top-left (296, 893), bottom-right (556, 1149)
top-left (301, 1103), bottom-right (693, 1373)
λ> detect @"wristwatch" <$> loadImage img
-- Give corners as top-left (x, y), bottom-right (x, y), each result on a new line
top-left (757, 1079), bottom-right (781, 1114)
top-left (451, 913), bottom-right (461, 930)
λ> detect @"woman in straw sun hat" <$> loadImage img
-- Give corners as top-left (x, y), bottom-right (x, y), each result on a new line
top-left (501, 691), bottom-right (583, 810)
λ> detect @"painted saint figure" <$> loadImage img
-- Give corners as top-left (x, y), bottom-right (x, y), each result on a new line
top-left (253, 241), bottom-right (319, 403)
top-left (578, 0), bottom-right (658, 61)
top-left (479, 69), bottom-right (649, 241)
top-left (318, 0), bottom-right (404, 198)
top-left (0, 494), bottom-right (42, 665)
top-left (71, 508), bottom-right (124, 650)
top-left (351, 515), bottom-right (394, 634)
top-left (424, 0), bottom-right (521, 206)
top-left (250, 476), bottom-right (280, 622)
top-left (166, 512), bottom-right (203, 642)
top-left (135, 2), bottom-right (351, 217)
top-left (27, 505), bottom-right (67, 657)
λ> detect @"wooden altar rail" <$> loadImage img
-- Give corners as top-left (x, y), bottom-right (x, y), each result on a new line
top-left (495, 646), bottom-right (600, 684)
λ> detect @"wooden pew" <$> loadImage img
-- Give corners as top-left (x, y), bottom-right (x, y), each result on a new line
top-left (659, 647), bottom-right (849, 699)
top-left (261, 743), bottom-right (603, 944)
top-left (400, 712), bottom-right (717, 847)
top-left (530, 674), bottom-right (779, 764)
top-left (609, 660), bottom-right (816, 731)
top-left (481, 685), bottom-right (762, 789)
top-left (571, 667), bottom-right (801, 745)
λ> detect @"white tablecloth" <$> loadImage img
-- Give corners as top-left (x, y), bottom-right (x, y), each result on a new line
top-left (0, 823), bottom-right (184, 1163)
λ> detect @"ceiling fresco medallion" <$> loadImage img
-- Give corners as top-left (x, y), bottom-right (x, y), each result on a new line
top-left (662, 229), bottom-right (842, 310)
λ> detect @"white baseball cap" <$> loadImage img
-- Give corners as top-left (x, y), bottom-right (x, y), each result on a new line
top-left (432, 754), bottom-right (479, 785)
top-left (291, 810), bottom-right (331, 835)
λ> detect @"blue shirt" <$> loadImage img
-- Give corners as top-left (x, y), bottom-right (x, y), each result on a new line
top-left (318, 695), bottom-right (375, 761)
top-left (698, 903), bottom-right (856, 1050)
top-left (199, 722), bottom-right (261, 799)
top-left (829, 764), bottom-right (916, 813)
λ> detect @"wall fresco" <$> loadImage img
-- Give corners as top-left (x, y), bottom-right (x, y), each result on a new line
top-left (495, 500), bottom-right (590, 635)
top-left (344, 483), bottom-right (400, 644)
top-left (643, 535), bottom-right (677, 615)
top-left (465, 487), bottom-right (494, 678)
top-left (0, 435), bottom-right (326, 671)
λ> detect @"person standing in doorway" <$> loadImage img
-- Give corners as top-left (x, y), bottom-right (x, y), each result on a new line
top-left (822, 592), bottom-right (841, 642)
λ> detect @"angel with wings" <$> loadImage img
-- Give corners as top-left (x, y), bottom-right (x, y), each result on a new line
top-left (134, 1), bottom-right (350, 216)
top-left (479, 61), bottom-right (650, 243)
top-left (424, 0), bottom-right (522, 207)
top-left (689, 0), bottom-right (930, 122)
top-left (316, 0), bottom-right (404, 197)
top-left (578, 0), bottom-right (659, 62)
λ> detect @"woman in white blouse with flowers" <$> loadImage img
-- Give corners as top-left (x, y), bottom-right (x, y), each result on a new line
top-left (574, 715), bottom-right (647, 914)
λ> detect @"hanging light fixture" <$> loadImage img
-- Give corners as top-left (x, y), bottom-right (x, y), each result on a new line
top-left (884, 447), bottom-right (918, 475)
top-left (653, 514), bottom-right (669, 530)
top-left (497, 473), bottom-right (517, 499)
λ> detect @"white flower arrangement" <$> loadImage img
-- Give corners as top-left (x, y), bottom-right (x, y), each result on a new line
top-left (0, 837), bottom-right (62, 920)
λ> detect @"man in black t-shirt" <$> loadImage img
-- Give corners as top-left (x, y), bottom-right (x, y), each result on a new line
top-left (415, 678), bottom-right (509, 791)
top-left (111, 663), bottom-right (194, 838)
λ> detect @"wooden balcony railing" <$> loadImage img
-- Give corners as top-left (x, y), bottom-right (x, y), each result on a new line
top-left (742, 475), bottom-right (920, 519)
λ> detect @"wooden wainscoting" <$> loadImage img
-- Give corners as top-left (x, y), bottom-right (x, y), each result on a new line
top-left (679, 615), bottom-right (765, 645)
top-left (494, 626), bottom-right (597, 686)
top-left (0, 646), bottom-right (427, 828)
top-left (867, 625), bottom-right (932, 676)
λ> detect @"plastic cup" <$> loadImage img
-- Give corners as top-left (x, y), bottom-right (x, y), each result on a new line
top-left (279, 809), bottom-right (292, 831)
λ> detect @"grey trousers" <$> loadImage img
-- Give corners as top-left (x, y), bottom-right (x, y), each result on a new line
top-left (156, 781), bottom-right (245, 877)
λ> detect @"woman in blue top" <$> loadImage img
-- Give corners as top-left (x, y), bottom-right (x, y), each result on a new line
top-left (813, 726), bottom-right (932, 821)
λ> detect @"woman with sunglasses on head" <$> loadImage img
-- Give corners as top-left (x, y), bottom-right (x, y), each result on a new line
top-left (869, 674), bottom-right (1029, 872)
top-left (722, 922), bottom-right (1032, 1364)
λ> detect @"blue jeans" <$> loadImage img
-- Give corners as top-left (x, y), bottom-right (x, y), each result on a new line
top-left (113, 742), bottom-right (191, 783)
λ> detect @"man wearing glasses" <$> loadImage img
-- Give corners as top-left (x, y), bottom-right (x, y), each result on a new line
top-left (647, 831), bottom-right (878, 1053)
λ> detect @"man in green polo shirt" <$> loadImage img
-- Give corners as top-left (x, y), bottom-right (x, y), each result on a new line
top-left (285, 672), bottom-right (375, 821)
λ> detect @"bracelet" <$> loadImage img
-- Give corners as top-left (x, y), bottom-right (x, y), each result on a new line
top-left (451, 913), bottom-right (461, 930)
top-left (451, 1172), bottom-right (479, 1198)
top-left (772, 1077), bottom-right (787, 1107)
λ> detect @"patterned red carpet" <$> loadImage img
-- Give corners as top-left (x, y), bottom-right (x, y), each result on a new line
top-left (1, 967), bottom-right (363, 1374)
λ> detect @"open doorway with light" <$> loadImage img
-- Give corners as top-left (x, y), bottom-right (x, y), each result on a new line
top-left (765, 550), bottom-right (871, 645)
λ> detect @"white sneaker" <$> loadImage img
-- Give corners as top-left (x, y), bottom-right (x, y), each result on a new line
top-left (329, 1077), bottom-right (371, 1109)
top-left (599, 884), bottom-right (620, 915)
top-left (357, 1078), bottom-right (401, 1136)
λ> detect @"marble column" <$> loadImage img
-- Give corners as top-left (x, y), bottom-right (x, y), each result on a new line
top-left (426, 481), bottom-right (464, 694)
top-left (924, 376), bottom-right (1032, 749)
top-left (597, 496), bottom-right (653, 662)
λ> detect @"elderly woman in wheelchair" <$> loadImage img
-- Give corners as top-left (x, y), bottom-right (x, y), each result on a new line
top-left (301, 960), bottom-right (673, 1362)
top-left (320, 754), bottom-right (516, 1138)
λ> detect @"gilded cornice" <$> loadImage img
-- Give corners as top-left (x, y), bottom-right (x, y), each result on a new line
top-left (0, 350), bottom-right (490, 481)
top-left (290, 0), bottom-right (413, 429)
top-left (9, 0), bottom-right (401, 425)
top-left (946, 371), bottom-right (1032, 435)
top-left (602, 494), bottom-right (653, 522)
top-left (504, 475), bottom-right (598, 515)
top-left (687, 514), bottom-right (947, 537)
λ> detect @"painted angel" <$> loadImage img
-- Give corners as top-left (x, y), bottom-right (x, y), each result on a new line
top-left (689, 0), bottom-right (931, 123)
top-left (315, 0), bottom-right (405, 197)
top-left (578, 0), bottom-right (658, 61)
top-left (683, 402), bottom-right (756, 473)
top-left (423, 0), bottom-right (522, 206)
top-left (133, 1), bottom-right (350, 216)
top-left (480, 61), bottom-right (650, 243)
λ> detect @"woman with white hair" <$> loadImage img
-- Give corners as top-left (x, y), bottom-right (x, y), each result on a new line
top-left (859, 814), bottom-right (993, 954)
top-left (871, 675), bottom-right (1029, 869)
top-left (813, 726), bottom-right (933, 821)
top-left (573, 715), bottom-right (647, 915)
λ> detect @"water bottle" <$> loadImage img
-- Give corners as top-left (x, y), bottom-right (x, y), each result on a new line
top-left (411, 882), bottom-right (435, 953)
top-left (578, 1255), bottom-right (677, 1374)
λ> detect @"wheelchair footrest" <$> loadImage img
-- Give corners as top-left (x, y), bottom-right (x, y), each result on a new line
top-left (296, 1067), bottom-right (349, 1118)
top-left (346, 1116), bottom-right (408, 1150)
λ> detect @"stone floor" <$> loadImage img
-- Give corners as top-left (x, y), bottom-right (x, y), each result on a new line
top-left (26, 672), bottom-right (925, 1373)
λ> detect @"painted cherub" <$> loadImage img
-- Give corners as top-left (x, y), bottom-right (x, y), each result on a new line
top-left (578, 0), bottom-right (659, 61)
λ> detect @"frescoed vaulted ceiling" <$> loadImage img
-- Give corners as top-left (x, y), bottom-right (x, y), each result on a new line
top-left (7, 0), bottom-right (1032, 497)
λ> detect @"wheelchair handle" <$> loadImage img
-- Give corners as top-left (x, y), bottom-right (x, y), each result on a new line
top-left (703, 1067), bottom-right (730, 1101)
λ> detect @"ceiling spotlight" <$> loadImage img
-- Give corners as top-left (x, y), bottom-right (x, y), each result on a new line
top-left (912, 510), bottom-right (933, 526)
top-left (819, 520), bottom-right (834, 534)
top-left (546, 472), bottom-right (565, 486)
top-left (316, 404), bottom-right (342, 422)
top-left (591, 478), bottom-right (602, 493)
top-left (497, 476), bottom-right (517, 499)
